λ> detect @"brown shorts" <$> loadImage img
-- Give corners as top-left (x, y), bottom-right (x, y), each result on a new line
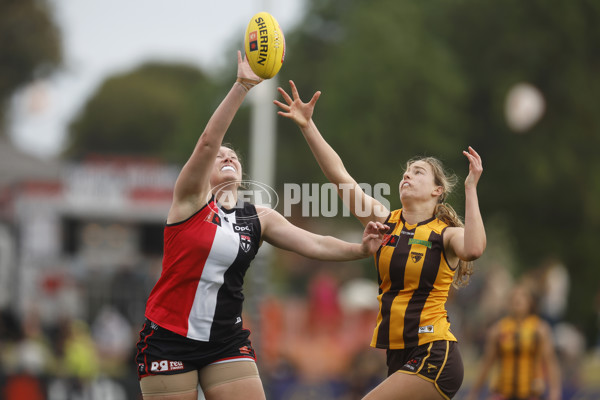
top-left (387, 340), bottom-right (463, 400)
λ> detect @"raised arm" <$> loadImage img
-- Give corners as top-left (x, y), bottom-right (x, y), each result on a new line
top-left (258, 206), bottom-right (388, 261)
top-left (274, 80), bottom-right (389, 226)
top-left (167, 51), bottom-right (261, 223)
top-left (446, 146), bottom-right (486, 261)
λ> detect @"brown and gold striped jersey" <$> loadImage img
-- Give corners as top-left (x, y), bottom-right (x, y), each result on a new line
top-left (371, 209), bottom-right (457, 349)
top-left (492, 315), bottom-right (543, 398)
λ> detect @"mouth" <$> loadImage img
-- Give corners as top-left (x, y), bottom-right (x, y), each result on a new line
top-left (401, 182), bottom-right (410, 188)
top-left (221, 165), bottom-right (236, 173)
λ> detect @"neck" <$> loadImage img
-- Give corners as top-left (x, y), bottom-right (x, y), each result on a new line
top-left (401, 203), bottom-right (435, 225)
top-left (512, 312), bottom-right (529, 322)
top-left (212, 186), bottom-right (239, 209)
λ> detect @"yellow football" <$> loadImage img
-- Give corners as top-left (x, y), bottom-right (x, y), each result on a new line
top-left (244, 12), bottom-right (285, 79)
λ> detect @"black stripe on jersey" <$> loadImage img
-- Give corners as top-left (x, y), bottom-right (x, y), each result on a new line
top-left (530, 327), bottom-right (540, 396)
top-left (512, 329), bottom-right (520, 398)
top-left (210, 202), bottom-right (261, 341)
top-left (375, 220), bottom-right (397, 294)
top-left (377, 221), bottom-right (409, 347)
top-left (403, 229), bottom-right (443, 347)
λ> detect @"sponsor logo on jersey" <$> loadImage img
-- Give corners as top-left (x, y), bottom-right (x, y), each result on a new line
top-left (400, 230), bottom-right (415, 236)
top-left (150, 360), bottom-right (185, 372)
top-left (408, 238), bottom-right (432, 248)
top-left (411, 252), bottom-right (424, 263)
top-left (382, 234), bottom-right (399, 247)
top-left (239, 346), bottom-right (253, 355)
top-left (418, 325), bottom-right (434, 334)
top-left (239, 234), bottom-right (252, 252)
top-left (235, 316), bottom-right (242, 324)
top-left (234, 224), bottom-right (253, 233)
top-left (206, 211), bottom-right (222, 226)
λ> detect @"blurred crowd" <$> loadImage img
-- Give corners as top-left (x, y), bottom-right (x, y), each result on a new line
top-left (1, 254), bottom-right (599, 400)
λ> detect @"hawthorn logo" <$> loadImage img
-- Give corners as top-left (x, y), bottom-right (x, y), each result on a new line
top-left (411, 252), bottom-right (424, 263)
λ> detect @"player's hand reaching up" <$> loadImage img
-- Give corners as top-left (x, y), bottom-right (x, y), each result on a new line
top-left (236, 50), bottom-right (262, 91)
top-left (274, 80), bottom-right (321, 129)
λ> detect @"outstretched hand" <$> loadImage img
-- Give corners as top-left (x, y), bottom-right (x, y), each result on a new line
top-left (274, 80), bottom-right (321, 129)
top-left (463, 146), bottom-right (483, 189)
top-left (236, 50), bottom-right (263, 90)
top-left (361, 221), bottom-right (389, 256)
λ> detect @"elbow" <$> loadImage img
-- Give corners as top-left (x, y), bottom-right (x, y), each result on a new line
top-left (462, 243), bottom-right (486, 261)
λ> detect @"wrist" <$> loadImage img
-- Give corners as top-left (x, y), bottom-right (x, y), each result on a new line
top-left (236, 77), bottom-right (262, 92)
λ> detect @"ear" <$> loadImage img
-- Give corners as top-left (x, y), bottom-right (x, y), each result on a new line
top-left (432, 186), bottom-right (444, 198)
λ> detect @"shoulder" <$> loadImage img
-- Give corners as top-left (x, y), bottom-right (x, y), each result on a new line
top-left (256, 206), bottom-right (287, 229)
top-left (442, 225), bottom-right (464, 245)
top-left (429, 217), bottom-right (452, 235)
top-left (534, 317), bottom-right (553, 337)
top-left (387, 209), bottom-right (402, 223)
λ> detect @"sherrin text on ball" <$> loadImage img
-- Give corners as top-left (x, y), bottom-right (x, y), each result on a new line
top-left (244, 12), bottom-right (285, 79)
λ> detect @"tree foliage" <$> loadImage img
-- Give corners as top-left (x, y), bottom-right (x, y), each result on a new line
top-left (0, 0), bottom-right (62, 132)
top-left (64, 63), bottom-right (224, 163)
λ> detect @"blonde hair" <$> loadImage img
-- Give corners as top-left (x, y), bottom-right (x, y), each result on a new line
top-left (405, 156), bottom-right (473, 288)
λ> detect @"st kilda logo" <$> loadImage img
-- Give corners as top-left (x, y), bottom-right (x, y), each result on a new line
top-left (239, 234), bottom-right (252, 253)
top-left (234, 224), bottom-right (253, 253)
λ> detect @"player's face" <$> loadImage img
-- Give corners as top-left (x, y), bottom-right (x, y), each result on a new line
top-left (211, 147), bottom-right (242, 186)
top-left (510, 287), bottom-right (532, 317)
top-left (399, 161), bottom-right (441, 202)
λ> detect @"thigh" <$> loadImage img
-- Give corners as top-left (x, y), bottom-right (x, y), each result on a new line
top-left (201, 361), bottom-right (265, 400)
top-left (362, 372), bottom-right (442, 400)
top-left (139, 370), bottom-right (198, 400)
top-left (387, 341), bottom-right (464, 400)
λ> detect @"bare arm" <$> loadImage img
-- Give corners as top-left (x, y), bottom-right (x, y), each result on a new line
top-left (274, 80), bottom-right (389, 226)
top-left (466, 324), bottom-right (500, 400)
top-left (446, 147), bottom-right (486, 261)
top-left (539, 321), bottom-right (562, 400)
top-left (258, 206), bottom-right (388, 260)
top-left (167, 51), bottom-right (262, 223)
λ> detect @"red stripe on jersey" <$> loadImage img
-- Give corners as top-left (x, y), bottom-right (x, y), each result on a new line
top-left (145, 202), bottom-right (218, 337)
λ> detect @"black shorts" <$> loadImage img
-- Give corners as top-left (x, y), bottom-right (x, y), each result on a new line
top-left (135, 319), bottom-right (257, 380)
top-left (387, 340), bottom-right (463, 400)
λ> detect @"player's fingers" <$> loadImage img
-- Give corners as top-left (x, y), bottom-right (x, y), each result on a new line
top-left (273, 100), bottom-right (290, 111)
top-left (289, 80), bottom-right (300, 100)
top-left (309, 91), bottom-right (322, 107)
top-left (277, 87), bottom-right (293, 104)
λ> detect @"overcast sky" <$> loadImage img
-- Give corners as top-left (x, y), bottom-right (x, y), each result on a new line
top-left (8, 0), bottom-right (304, 159)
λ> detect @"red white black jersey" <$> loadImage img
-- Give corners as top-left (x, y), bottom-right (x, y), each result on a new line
top-left (145, 196), bottom-right (261, 342)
